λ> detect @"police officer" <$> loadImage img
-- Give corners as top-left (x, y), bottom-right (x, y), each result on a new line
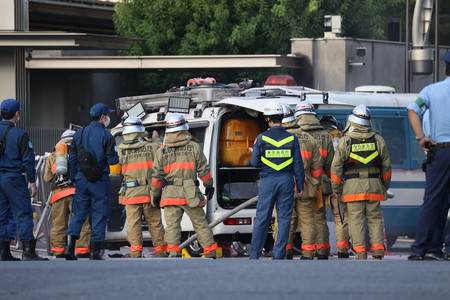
top-left (407, 51), bottom-right (450, 261)
top-left (64, 103), bottom-right (119, 260)
top-left (273, 103), bottom-right (322, 259)
top-left (331, 105), bottom-right (392, 260)
top-left (319, 115), bottom-right (350, 258)
top-left (152, 113), bottom-right (217, 258)
top-left (295, 101), bottom-right (333, 259)
top-left (118, 116), bottom-right (167, 258)
top-left (250, 102), bottom-right (304, 260)
top-left (44, 130), bottom-right (91, 258)
top-left (0, 99), bottom-right (47, 261)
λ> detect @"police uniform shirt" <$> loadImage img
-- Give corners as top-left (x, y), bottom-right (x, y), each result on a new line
top-left (407, 77), bottom-right (450, 143)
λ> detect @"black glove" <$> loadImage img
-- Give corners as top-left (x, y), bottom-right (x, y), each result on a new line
top-left (205, 187), bottom-right (215, 200)
top-left (152, 196), bottom-right (161, 208)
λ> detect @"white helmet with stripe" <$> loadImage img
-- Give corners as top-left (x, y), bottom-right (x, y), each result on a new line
top-left (294, 101), bottom-right (316, 117)
top-left (60, 130), bottom-right (75, 140)
top-left (280, 103), bottom-right (296, 123)
top-left (348, 104), bottom-right (371, 127)
top-left (263, 101), bottom-right (284, 116)
top-left (123, 116), bottom-right (145, 135)
top-left (166, 113), bottom-right (189, 133)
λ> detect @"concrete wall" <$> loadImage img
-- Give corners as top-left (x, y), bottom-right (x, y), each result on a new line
top-left (292, 37), bottom-right (450, 93)
top-left (0, 48), bottom-right (16, 101)
top-left (0, 0), bottom-right (15, 30)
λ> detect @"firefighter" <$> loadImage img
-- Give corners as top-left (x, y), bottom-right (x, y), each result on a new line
top-left (0, 99), bottom-right (47, 261)
top-left (65, 102), bottom-right (119, 260)
top-left (295, 101), bottom-right (333, 259)
top-left (44, 130), bottom-right (91, 258)
top-left (117, 116), bottom-right (167, 258)
top-left (273, 103), bottom-right (323, 259)
top-left (250, 102), bottom-right (304, 260)
top-left (331, 105), bottom-right (392, 260)
top-left (319, 115), bottom-right (350, 258)
top-left (151, 113), bottom-right (217, 258)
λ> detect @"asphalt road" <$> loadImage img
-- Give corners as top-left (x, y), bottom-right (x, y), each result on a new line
top-left (2, 239), bottom-right (449, 300)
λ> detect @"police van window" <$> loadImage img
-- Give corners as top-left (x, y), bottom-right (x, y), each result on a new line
top-left (409, 127), bottom-right (426, 169)
top-left (371, 117), bottom-right (406, 169)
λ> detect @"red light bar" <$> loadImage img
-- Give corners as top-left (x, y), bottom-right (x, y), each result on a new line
top-left (264, 75), bottom-right (297, 86)
top-left (223, 218), bottom-right (252, 225)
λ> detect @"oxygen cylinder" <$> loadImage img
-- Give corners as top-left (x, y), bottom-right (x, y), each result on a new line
top-left (55, 142), bottom-right (68, 175)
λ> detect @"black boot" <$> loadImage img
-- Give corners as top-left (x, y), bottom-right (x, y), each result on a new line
top-left (90, 242), bottom-right (103, 260)
top-left (64, 235), bottom-right (78, 260)
top-left (21, 240), bottom-right (48, 261)
top-left (0, 240), bottom-right (20, 261)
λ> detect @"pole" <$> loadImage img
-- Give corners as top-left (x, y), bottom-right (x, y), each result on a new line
top-left (434, 0), bottom-right (439, 83)
top-left (405, 0), bottom-right (410, 93)
top-left (179, 196), bottom-right (258, 250)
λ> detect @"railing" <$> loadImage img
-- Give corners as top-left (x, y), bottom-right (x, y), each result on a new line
top-left (27, 127), bottom-right (66, 156)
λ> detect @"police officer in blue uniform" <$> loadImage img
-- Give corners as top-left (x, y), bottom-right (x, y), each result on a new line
top-left (64, 103), bottom-right (119, 260)
top-left (407, 52), bottom-right (450, 261)
top-left (0, 99), bottom-right (47, 261)
top-left (250, 101), bottom-right (304, 260)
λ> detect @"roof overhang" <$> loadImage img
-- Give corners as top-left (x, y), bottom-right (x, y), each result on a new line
top-left (0, 32), bottom-right (129, 49)
top-left (25, 54), bottom-right (303, 69)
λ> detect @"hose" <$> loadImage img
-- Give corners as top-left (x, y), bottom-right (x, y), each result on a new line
top-left (179, 195), bottom-right (258, 250)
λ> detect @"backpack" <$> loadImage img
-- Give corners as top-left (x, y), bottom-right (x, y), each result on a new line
top-left (76, 127), bottom-right (102, 182)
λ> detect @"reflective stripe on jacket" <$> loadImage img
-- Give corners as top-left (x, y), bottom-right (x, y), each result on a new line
top-left (118, 133), bottom-right (158, 205)
top-left (331, 121), bottom-right (392, 203)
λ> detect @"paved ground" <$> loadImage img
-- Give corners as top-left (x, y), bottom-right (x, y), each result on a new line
top-left (2, 238), bottom-right (449, 300)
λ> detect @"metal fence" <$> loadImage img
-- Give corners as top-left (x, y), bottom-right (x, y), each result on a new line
top-left (27, 127), bottom-right (66, 156)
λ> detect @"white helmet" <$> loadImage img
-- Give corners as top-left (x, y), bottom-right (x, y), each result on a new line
top-left (348, 104), bottom-right (371, 127)
top-left (61, 130), bottom-right (75, 140)
top-left (294, 101), bottom-right (316, 117)
top-left (122, 116), bottom-right (145, 135)
top-left (166, 113), bottom-right (189, 133)
top-left (263, 101), bottom-right (284, 116)
top-left (280, 103), bottom-right (296, 123)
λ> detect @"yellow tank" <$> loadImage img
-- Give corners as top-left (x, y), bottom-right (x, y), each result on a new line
top-left (219, 119), bottom-right (260, 166)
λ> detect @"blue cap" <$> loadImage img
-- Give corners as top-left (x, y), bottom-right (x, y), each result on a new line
top-left (1, 99), bottom-right (22, 113)
top-left (443, 51), bottom-right (450, 63)
top-left (90, 102), bottom-right (115, 117)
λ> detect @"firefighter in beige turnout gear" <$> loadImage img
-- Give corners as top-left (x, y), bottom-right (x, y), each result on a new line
top-left (117, 116), bottom-right (167, 258)
top-left (319, 115), bottom-right (350, 258)
top-left (273, 103), bottom-right (323, 259)
top-left (152, 113), bottom-right (217, 258)
top-left (44, 130), bottom-right (91, 258)
top-left (331, 105), bottom-right (392, 260)
top-left (295, 101), bottom-right (333, 259)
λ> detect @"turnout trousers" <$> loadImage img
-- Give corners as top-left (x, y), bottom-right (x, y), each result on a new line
top-left (164, 204), bottom-right (217, 255)
top-left (126, 203), bottom-right (166, 257)
top-left (411, 147), bottom-right (450, 256)
top-left (314, 199), bottom-right (331, 256)
top-left (67, 176), bottom-right (110, 242)
top-left (0, 172), bottom-right (34, 242)
top-left (327, 193), bottom-right (350, 253)
top-left (51, 195), bottom-right (91, 255)
top-left (250, 172), bottom-right (294, 260)
top-left (347, 200), bottom-right (384, 259)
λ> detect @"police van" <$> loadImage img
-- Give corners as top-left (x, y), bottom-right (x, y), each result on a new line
top-left (105, 76), bottom-right (421, 254)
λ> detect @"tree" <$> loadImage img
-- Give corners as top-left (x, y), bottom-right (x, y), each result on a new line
top-left (114, 0), bottom-right (404, 56)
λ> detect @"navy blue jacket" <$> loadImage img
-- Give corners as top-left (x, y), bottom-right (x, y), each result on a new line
top-left (0, 121), bottom-right (36, 183)
top-left (69, 121), bottom-right (119, 181)
top-left (252, 126), bottom-right (304, 191)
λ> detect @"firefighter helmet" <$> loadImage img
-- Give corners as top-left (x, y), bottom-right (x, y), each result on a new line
top-left (166, 113), bottom-right (189, 133)
top-left (319, 115), bottom-right (338, 129)
top-left (60, 130), bottom-right (75, 140)
top-left (348, 104), bottom-right (371, 127)
top-left (122, 116), bottom-right (145, 135)
top-left (294, 101), bottom-right (316, 117)
top-left (281, 103), bottom-right (296, 123)
top-left (263, 101), bottom-right (284, 116)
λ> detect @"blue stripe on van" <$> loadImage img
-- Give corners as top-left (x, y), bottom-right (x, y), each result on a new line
top-left (389, 181), bottom-right (426, 189)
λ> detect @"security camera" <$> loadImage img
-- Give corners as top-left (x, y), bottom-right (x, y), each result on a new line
top-left (356, 47), bottom-right (366, 57)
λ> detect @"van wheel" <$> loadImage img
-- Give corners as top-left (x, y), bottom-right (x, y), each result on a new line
top-left (182, 232), bottom-right (203, 257)
top-left (386, 235), bottom-right (397, 250)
